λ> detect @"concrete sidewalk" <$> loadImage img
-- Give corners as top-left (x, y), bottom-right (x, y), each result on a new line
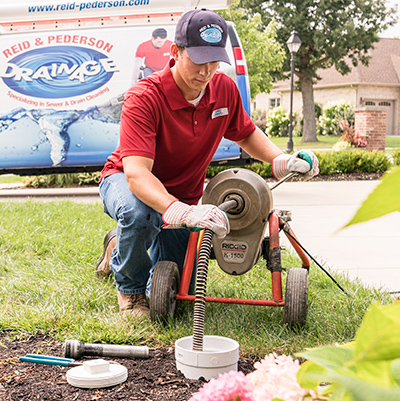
top-left (0, 184), bottom-right (100, 203)
top-left (272, 181), bottom-right (400, 294)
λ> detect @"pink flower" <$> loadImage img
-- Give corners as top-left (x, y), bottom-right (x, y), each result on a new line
top-left (247, 353), bottom-right (308, 401)
top-left (189, 370), bottom-right (255, 401)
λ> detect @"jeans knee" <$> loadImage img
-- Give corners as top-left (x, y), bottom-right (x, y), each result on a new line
top-left (118, 203), bottom-right (160, 230)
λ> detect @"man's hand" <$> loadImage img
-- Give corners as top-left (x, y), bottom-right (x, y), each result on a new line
top-left (272, 150), bottom-right (319, 181)
top-left (162, 201), bottom-right (230, 238)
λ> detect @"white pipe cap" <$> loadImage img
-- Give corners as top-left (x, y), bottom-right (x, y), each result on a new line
top-left (66, 359), bottom-right (128, 389)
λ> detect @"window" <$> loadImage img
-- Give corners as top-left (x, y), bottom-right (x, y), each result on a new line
top-left (379, 102), bottom-right (391, 107)
top-left (365, 101), bottom-right (376, 106)
top-left (269, 98), bottom-right (280, 109)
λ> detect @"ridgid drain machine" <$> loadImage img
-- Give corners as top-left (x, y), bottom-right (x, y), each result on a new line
top-left (149, 168), bottom-right (310, 332)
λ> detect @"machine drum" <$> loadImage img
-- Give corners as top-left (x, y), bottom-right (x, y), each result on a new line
top-left (203, 169), bottom-right (273, 232)
top-left (203, 169), bottom-right (273, 275)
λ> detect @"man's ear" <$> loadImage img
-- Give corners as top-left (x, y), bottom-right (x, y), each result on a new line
top-left (170, 43), bottom-right (181, 61)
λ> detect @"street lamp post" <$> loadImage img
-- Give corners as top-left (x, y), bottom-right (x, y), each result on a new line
top-left (286, 31), bottom-right (302, 153)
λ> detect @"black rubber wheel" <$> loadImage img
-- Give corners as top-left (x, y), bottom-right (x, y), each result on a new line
top-left (150, 261), bottom-right (180, 322)
top-left (284, 268), bottom-right (308, 329)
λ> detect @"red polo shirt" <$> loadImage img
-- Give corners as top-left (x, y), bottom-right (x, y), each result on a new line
top-left (135, 39), bottom-right (172, 71)
top-left (100, 60), bottom-right (255, 205)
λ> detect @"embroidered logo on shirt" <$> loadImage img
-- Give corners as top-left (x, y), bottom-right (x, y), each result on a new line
top-left (211, 107), bottom-right (229, 119)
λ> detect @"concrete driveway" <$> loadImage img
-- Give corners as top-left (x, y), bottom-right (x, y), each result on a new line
top-left (271, 180), bottom-right (400, 294)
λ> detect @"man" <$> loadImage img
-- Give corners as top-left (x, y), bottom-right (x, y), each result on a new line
top-left (96, 9), bottom-right (319, 319)
top-left (131, 28), bottom-right (173, 83)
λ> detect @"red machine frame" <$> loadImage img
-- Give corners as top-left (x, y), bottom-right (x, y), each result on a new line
top-left (176, 209), bottom-right (310, 307)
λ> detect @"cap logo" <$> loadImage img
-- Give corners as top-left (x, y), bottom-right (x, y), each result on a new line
top-left (199, 25), bottom-right (223, 44)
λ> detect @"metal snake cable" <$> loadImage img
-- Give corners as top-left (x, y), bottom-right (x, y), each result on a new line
top-left (192, 199), bottom-right (237, 352)
top-left (192, 229), bottom-right (214, 351)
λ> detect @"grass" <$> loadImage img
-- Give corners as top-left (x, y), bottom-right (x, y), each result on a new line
top-left (0, 200), bottom-right (393, 358)
top-left (269, 135), bottom-right (339, 150)
top-left (0, 174), bottom-right (24, 184)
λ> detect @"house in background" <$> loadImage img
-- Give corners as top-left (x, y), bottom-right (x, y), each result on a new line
top-left (254, 38), bottom-right (400, 136)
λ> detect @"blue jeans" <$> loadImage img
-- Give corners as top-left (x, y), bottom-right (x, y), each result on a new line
top-left (99, 173), bottom-right (193, 296)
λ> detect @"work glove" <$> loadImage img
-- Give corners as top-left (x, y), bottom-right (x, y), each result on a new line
top-left (272, 150), bottom-right (319, 181)
top-left (162, 201), bottom-right (230, 238)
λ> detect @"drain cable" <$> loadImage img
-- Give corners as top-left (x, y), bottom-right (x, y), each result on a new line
top-left (282, 223), bottom-right (353, 298)
top-left (192, 199), bottom-right (238, 352)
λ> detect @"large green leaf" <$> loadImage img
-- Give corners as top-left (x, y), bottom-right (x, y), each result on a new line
top-left (330, 372), bottom-right (400, 401)
top-left (354, 303), bottom-right (400, 360)
top-left (297, 360), bottom-right (328, 390)
top-left (345, 166), bottom-right (400, 227)
top-left (391, 359), bottom-right (400, 386)
top-left (297, 345), bottom-right (354, 370)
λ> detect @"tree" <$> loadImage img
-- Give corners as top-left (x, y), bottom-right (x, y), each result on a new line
top-left (219, 1), bottom-right (285, 98)
top-left (241, 0), bottom-right (398, 142)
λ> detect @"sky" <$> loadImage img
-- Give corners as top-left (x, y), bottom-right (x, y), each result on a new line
top-left (380, 0), bottom-right (400, 38)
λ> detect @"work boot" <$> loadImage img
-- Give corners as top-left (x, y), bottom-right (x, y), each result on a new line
top-left (95, 228), bottom-right (117, 278)
top-left (118, 292), bottom-right (150, 319)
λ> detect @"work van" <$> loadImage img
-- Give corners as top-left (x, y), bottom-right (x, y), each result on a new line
top-left (0, 0), bottom-right (252, 176)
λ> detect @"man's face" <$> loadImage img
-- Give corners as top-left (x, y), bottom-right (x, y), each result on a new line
top-left (172, 45), bottom-right (220, 97)
top-left (152, 36), bottom-right (167, 48)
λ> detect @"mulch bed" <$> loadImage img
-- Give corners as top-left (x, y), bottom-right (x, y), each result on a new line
top-left (267, 172), bottom-right (384, 182)
top-left (0, 334), bottom-right (256, 401)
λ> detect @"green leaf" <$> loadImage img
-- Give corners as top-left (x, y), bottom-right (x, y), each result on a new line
top-left (354, 303), bottom-right (400, 361)
top-left (350, 361), bottom-right (394, 387)
top-left (345, 166), bottom-right (400, 227)
top-left (330, 372), bottom-right (400, 401)
top-left (391, 359), bottom-right (400, 386)
top-left (297, 360), bottom-right (328, 390)
top-left (297, 345), bottom-right (353, 371)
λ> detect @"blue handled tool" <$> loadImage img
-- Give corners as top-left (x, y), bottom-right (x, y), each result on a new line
top-left (20, 354), bottom-right (82, 367)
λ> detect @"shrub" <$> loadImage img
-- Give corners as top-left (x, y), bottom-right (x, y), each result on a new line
top-left (319, 100), bottom-right (354, 136)
top-left (251, 109), bottom-right (268, 133)
top-left (265, 107), bottom-right (292, 137)
top-left (391, 148), bottom-right (400, 166)
top-left (335, 120), bottom-right (366, 149)
top-left (24, 172), bottom-right (101, 188)
top-left (207, 150), bottom-right (391, 178)
top-left (314, 150), bottom-right (391, 175)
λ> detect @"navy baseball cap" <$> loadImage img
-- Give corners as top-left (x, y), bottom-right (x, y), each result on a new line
top-left (175, 8), bottom-right (231, 65)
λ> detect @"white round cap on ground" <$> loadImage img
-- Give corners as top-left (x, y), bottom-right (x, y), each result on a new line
top-left (66, 359), bottom-right (128, 388)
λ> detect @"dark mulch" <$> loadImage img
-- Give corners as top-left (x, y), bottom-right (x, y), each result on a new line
top-left (0, 334), bottom-right (256, 401)
top-left (265, 172), bottom-right (384, 182)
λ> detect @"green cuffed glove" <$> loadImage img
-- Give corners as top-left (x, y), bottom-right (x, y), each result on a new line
top-left (272, 150), bottom-right (319, 180)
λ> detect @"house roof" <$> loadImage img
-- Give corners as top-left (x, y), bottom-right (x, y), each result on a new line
top-left (277, 38), bottom-right (400, 90)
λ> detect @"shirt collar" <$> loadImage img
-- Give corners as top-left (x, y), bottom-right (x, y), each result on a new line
top-left (161, 59), bottom-right (217, 111)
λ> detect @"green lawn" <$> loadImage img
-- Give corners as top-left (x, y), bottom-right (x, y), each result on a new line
top-left (0, 174), bottom-right (24, 184)
top-left (0, 200), bottom-right (393, 358)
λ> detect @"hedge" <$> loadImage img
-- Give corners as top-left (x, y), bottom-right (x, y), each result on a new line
top-left (206, 149), bottom-right (394, 179)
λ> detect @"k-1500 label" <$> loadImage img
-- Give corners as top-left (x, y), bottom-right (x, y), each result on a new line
top-left (221, 241), bottom-right (248, 264)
